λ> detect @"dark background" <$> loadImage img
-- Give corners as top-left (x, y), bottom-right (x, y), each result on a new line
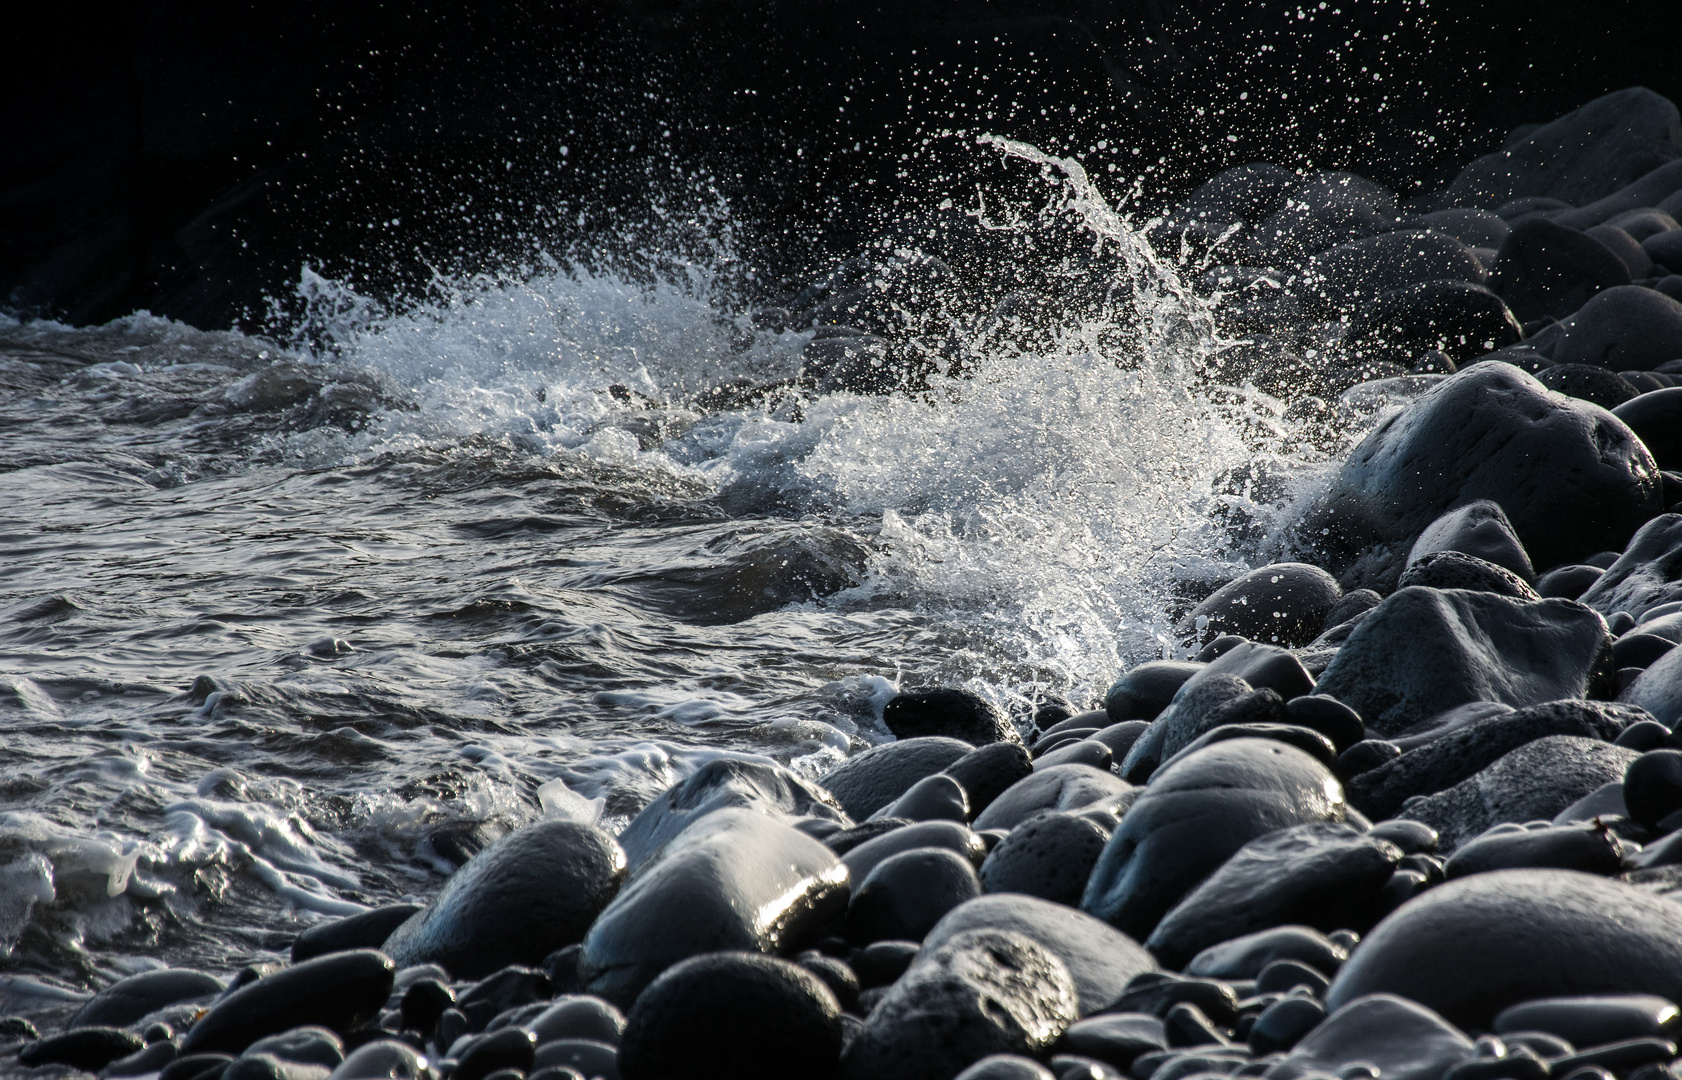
top-left (4, 0), bottom-right (1677, 332)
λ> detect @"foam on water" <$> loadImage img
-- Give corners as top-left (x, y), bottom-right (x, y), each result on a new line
top-left (0, 136), bottom-right (1351, 988)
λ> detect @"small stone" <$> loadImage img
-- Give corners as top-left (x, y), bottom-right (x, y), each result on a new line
top-left (980, 811), bottom-right (1111, 908)
top-left (527, 996), bottom-right (626, 1046)
top-left (245, 1027), bottom-right (345, 1068)
top-left (1624, 750), bottom-right (1682, 826)
top-left (618, 952), bottom-right (843, 1080)
top-left (871, 774), bottom-right (969, 823)
top-left (954, 1055), bottom-right (1059, 1080)
top-left (328, 1039), bottom-right (429, 1079)
top-left (453, 1028), bottom-right (537, 1080)
top-left (1176, 564), bottom-right (1343, 648)
top-left (973, 765), bottom-right (1135, 832)
top-left (1284, 696), bottom-right (1366, 753)
top-left (1105, 662), bottom-right (1204, 723)
top-left (18, 1027), bottom-right (145, 1071)
top-left (848, 848), bottom-right (982, 944)
top-left (797, 953), bottom-right (861, 1013)
top-left (1186, 926), bottom-right (1348, 980)
top-left (922, 895), bottom-right (1158, 1018)
top-left (455, 966), bottom-right (551, 1029)
top-left (1341, 281), bottom-right (1521, 367)
top-left (820, 738), bottom-right (974, 820)
top-left (852, 941), bottom-right (920, 988)
top-left (293, 905), bottom-right (423, 964)
top-left (179, 951), bottom-right (395, 1055)
top-left (1257, 958), bottom-right (1331, 996)
top-left (1494, 995), bottom-right (1680, 1047)
top-left (840, 820), bottom-right (987, 884)
top-left (942, 743), bottom-right (1036, 819)
top-left (1261, 993), bottom-right (1474, 1080)
top-left (72, 969), bottom-right (224, 1029)
top-left (884, 688), bottom-right (1019, 746)
top-left (1083, 739), bottom-right (1347, 941)
top-left (1444, 822), bottom-right (1631, 878)
top-left (1057, 1013), bottom-right (1167, 1069)
top-left (1581, 515), bottom-right (1682, 625)
top-left (1249, 996), bottom-right (1326, 1054)
top-left (839, 929), bottom-right (1079, 1080)
top-left (1366, 819), bottom-right (1440, 854)
top-left (1615, 389), bottom-right (1682, 472)
top-left (1146, 823), bottom-right (1400, 969)
top-left (1035, 741), bottom-right (1114, 772)
top-left (1104, 973), bottom-right (1240, 1026)
top-left (1396, 552), bottom-right (1539, 600)
top-left (1538, 365), bottom-right (1643, 409)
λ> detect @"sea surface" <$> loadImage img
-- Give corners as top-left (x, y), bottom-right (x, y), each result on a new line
top-left (0, 143), bottom-right (1400, 1010)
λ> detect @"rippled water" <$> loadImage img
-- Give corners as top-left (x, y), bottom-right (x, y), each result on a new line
top-left (0, 143), bottom-right (1360, 1005)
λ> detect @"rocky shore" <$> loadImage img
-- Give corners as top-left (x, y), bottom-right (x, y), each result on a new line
top-left (14, 85), bottom-right (1682, 1080)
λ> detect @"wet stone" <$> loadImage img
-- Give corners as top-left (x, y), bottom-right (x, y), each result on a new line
top-left (797, 953), bottom-right (860, 1013)
top-left (1248, 995), bottom-right (1326, 1055)
top-left (942, 742), bottom-right (1036, 819)
top-left (526, 996), bottom-right (626, 1046)
top-left (1177, 564), bottom-right (1343, 648)
top-left (72, 969), bottom-right (225, 1029)
top-left (871, 773), bottom-right (969, 823)
top-left (18, 1027), bottom-right (145, 1071)
top-left (1261, 993), bottom-right (1474, 1080)
top-left (618, 952), bottom-right (843, 1080)
top-left (579, 808), bottom-right (848, 1006)
top-left (1083, 739), bottom-right (1348, 941)
top-left (531, 1039), bottom-right (620, 1080)
top-left (840, 819), bottom-right (987, 884)
top-left (615, 755), bottom-right (847, 870)
top-left (245, 1027), bottom-right (345, 1069)
top-left (922, 894), bottom-right (1158, 1018)
top-left (979, 810), bottom-right (1112, 907)
top-left (1314, 588), bottom-right (1616, 738)
top-left (1341, 281), bottom-right (1521, 367)
top-left (1106, 662), bottom-right (1204, 724)
top-left (453, 1027), bottom-right (537, 1080)
top-left (179, 950), bottom-right (395, 1056)
top-left (1538, 364), bottom-right (1643, 409)
top-left (1283, 696), bottom-right (1366, 754)
top-left (974, 765), bottom-right (1135, 832)
top-left (327, 1040), bottom-right (428, 1080)
top-left (1582, 515), bottom-right (1682, 624)
top-left (1186, 926), bottom-right (1347, 981)
top-left (839, 928), bottom-right (1079, 1080)
top-left (1624, 750), bottom-right (1682, 827)
top-left (884, 687), bottom-right (1020, 746)
top-left (1256, 959), bottom-right (1330, 996)
top-left (1057, 1013), bottom-right (1168, 1070)
top-left (293, 905), bottom-right (422, 964)
top-left (1328, 870), bottom-right (1682, 1030)
top-left (1546, 287), bottom-right (1682, 372)
top-left (1121, 678), bottom-right (1286, 784)
top-left (820, 738), bottom-right (974, 821)
top-left (456, 966), bottom-right (551, 1030)
top-left (852, 940), bottom-right (920, 988)
top-left (1035, 740), bottom-right (1113, 772)
top-left (1494, 995), bottom-right (1680, 1047)
top-left (848, 847), bottom-right (982, 944)
top-left (955, 1055), bottom-right (1059, 1080)
top-left (1146, 823), bottom-right (1401, 969)
top-left (1106, 973), bottom-right (1240, 1026)
top-left (1396, 551), bottom-right (1539, 599)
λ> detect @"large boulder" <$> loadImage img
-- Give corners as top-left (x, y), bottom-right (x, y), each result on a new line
top-left (1290, 364), bottom-right (1662, 591)
top-left (839, 929), bottom-right (1079, 1080)
top-left (1348, 700), bottom-right (1650, 820)
top-left (1145, 823), bottom-right (1403, 969)
top-left (1487, 218), bottom-right (1631, 323)
top-left (1402, 736), bottom-right (1642, 851)
top-left (819, 738), bottom-right (973, 820)
top-left (1327, 870), bottom-right (1682, 1030)
top-left (921, 894), bottom-right (1158, 1017)
top-left (1614, 388), bottom-right (1682, 471)
top-left (1544, 286), bottom-right (1682, 372)
top-left (578, 808), bottom-right (850, 1006)
top-left (1081, 738), bottom-right (1346, 940)
top-left (1580, 514), bottom-right (1682, 621)
top-left (1435, 87), bottom-right (1682, 211)
top-left (616, 755), bottom-right (849, 869)
top-left (1313, 588), bottom-right (1615, 737)
top-left (383, 820), bottom-right (626, 979)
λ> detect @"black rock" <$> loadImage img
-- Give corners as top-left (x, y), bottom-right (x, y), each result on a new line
top-left (1587, 225), bottom-right (1656, 277)
top-left (1088, 723), bottom-right (1151, 762)
top-left (1343, 281), bottom-right (1522, 367)
top-left (1323, 589), bottom-right (1384, 631)
top-left (1624, 750), bottom-right (1682, 826)
top-left (1181, 163), bottom-right (1301, 225)
top-left (839, 928), bottom-right (1079, 1080)
top-left (71, 969), bottom-right (224, 1029)
top-left (1418, 209), bottom-right (1512, 249)
top-left (400, 978), bottom-right (453, 1034)
top-left (872, 774), bottom-right (968, 823)
top-left (922, 895), bottom-right (1157, 1018)
top-left (1347, 700), bottom-right (1647, 820)
top-left (1249, 996), bottom-right (1327, 1054)
top-left (1103, 973), bottom-right (1240, 1026)
top-left (1403, 736), bottom-right (1642, 851)
top-left (1540, 564), bottom-right (1607, 599)
top-left (159, 1052), bottom-right (236, 1080)
top-left (1104, 662), bottom-right (1204, 723)
top-left (840, 820), bottom-right (987, 883)
top-left (616, 755), bottom-right (848, 869)
top-left (1649, 229), bottom-right (1682, 274)
top-left (1292, 364), bottom-right (1663, 590)
top-left (884, 688), bottom-right (1019, 746)
top-left (1145, 823), bottom-right (1402, 968)
top-left (1314, 587), bottom-right (1615, 738)
top-left (456, 966), bottom-right (552, 1029)
top-left (1615, 389), bottom-right (1682, 471)
top-left (941, 743), bottom-right (1035, 819)
top-left (292, 905), bottom-right (422, 965)
top-left (619, 952), bottom-right (842, 1080)
top-left (1581, 515), bottom-right (1682, 623)
top-left (1439, 88), bottom-right (1682, 211)
top-left (1082, 738), bottom-right (1348, 941)
top-left (848, 848), bottom-right (982, 944)
top-left (1284, 696), bottom-right (1366, 753)
top-left (1186, 925), bottom-right (1347, 979)
top-left (454, 1028), bottom-right (537, 1080)
top-left (1252, 171), bottom-right (1399, 259)
top-left (1034, 740), bottom-right (1113, 772)
top-left (177, 950), bottom-right (394, 1055)
top-left (1057, 1013), bottom-right (1167, 1069)
top-left (578, 809), bottom-right (849, 1006)
top-left (1299, 231), bottom-right (1487, 316)
top-left (820, 738), bottom-right (974, 820)
top-left (1163, 1001), bottom-right (1230, 1048)
top-left (1121, 681), bottom-right (1287, 784)
top-left (1443, 821), bottom-right (1631, 878)
top-left (243, 1027), bottom-right (343, 1069)
top-left (1538, 365), bottom-right (1643, 409)
top-left (852, 940), bottom-right (920, 988)
top-left (1494, 995), bottom-right (1680, 1046)
top-left (1407, 501), bottom-right (1536, 581)
top-left (1257, 958), bottom-right (1331, 996)
top-left (979, 811), bottom-right (1112, 907)
top-left (1339, 740), bottom-right (1402, 779)
top-left (1176, 564), bottom-right (1342, 648)
top-left (1157, 723), bottom-right (1338, 776)
top-left (972, 765), bottom-right (1134, 832)
top-left (824, 818), bottom-right (916, 857)
top-left (383, 819), bottom-right (626, 979)
top-left (330, 1040), bottom-right (429, 1080)
top-left (530, 1038), bottom-right (620, 1080)
top-left (953, 1055), bottom-right (1058, 1080)
top-left (542, 943), bottom-right (586, 994)
top-left (107, 1040), bottom-right (182, 1078)
top-left (797, 953), bottom-right (860, 1013)
top-left (1397, 551), bottom-right (1540, 599)
top-left (1262, 993), bottom-right (1473, 1080)
top-left (1488, 218), bottom-right (1632, 323)
top-left (1192, 641), bottom-right (1317, 700)
top-left (1614, 634), bottom-right (1677, 671)
top-left (1547, 287), bottom-right (1682, 371)
top-left (1327, 870), bottom-right (1682, 1030)
top-left (526, 996), bottom-right (627, 1046)
top-left (18, 1027), bottom-right (145, 1071)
